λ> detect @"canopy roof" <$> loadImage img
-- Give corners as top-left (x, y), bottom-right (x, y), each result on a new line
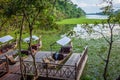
top-left (56, 36), bottom-right (71, 46)
top-left (0, 35), bottom-right (13, 43)
top-left (23, 35), bottom-right (39, 42)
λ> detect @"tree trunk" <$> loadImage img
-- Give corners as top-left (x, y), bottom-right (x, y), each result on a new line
top-left (103, 22), bottom-right (113, 80)
top-left (103, 42), bottom-right (112, 80)
top-left (18, 16), bottom-right (26, 80)
top-left (29, 25), bottom-right (38, 80)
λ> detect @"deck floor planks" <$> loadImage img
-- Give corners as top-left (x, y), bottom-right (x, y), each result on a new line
top-left (24, 51), bottom-right (52, 62)
top-left (0, 62), bottom-right (21, 80)
top-left (0, 50), bottom-right (17, 59)
top-left (9, 63), bottom-right (21, 74)
top-left (0, 73), bottom-right (21, 80)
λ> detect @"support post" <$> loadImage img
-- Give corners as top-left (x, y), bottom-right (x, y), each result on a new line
top-left (46, 63), bottom-right (48, 78)
top-left (75, 63), bottom-right (77, 80)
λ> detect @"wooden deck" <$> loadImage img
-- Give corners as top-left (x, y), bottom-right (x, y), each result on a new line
top-left (0, 47), bottom-right (88, 80)
top-left (0, 49), bottom-right (19, 80)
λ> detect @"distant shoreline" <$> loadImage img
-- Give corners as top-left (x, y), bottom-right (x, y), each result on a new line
top-left (86, 14), bottom-right (108, 19)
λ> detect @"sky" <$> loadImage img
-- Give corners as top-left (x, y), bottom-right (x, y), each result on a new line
top-left (71, 0), bottom-right (120, 13)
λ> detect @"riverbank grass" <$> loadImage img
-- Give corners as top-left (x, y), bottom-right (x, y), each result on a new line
top-left (56, 18), bottom-right (107, 24)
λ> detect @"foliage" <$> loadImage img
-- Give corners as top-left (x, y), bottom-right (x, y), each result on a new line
top-left (0, 0), bottom-right (86, 31)
top-left (0, 0), bottom-right (58, 31)
top-left (54, 0), bottom-right (86, 20)
top-left (100, 0), bottom-right (120, 80)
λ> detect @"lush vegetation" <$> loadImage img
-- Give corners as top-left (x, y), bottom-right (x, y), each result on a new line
top-left (0, 0), bottom-right (86, 32)
top-left (0, 0), bottom-right (120, 80)
top-left (54, 0), bottom-right (85, 20)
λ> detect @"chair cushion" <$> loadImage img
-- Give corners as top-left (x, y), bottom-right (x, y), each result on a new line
top-left (52, 53), bottom-right (64, 61)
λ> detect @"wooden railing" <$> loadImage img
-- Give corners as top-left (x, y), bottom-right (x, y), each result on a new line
top-left (22, 61), bottom-right (76, 80)
top-left (75, 46), bottom-right (88, 80)
top-left (76, 46), bottom-right (88, 70)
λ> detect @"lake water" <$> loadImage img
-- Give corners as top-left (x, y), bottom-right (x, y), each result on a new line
top-left (61, 15), bottom-right (120, 39)
top-left (72, 24), bottom-right (120, 39)
top-left (86, 14), bottom-right (108, 19)
top-left (71, 15), bottom-right (120, 39)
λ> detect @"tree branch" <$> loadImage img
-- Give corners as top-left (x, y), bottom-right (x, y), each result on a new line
top-left (94, 30), bottom-right (110, 44)
top-left (98, 54), bottom-right (107, 62)
top-left (111, 22), bottom-right (115, 30)
top-left (31, 8), bottom-right (40, 26)
top-left (22, 9), bottom-right (31, 26)
top-left (0, 20), bottom-right (8, 30)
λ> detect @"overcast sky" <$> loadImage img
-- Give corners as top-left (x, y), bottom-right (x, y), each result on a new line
top-left (71, 0), bottom-right (120, 13)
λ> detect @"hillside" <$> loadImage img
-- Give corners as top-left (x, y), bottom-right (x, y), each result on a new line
top-left (53, 0), bottom-right (86, 20)
top-left (115, 9), bottom-right (120, 14)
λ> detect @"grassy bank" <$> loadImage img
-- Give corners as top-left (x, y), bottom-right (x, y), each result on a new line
top-left (72, 38), bottom-right (120, 80)
top-left (56, 17), bottom-right (107, 24)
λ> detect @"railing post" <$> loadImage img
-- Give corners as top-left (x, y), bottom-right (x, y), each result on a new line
top-left (5, 55), bottom-right (9, 72)
top-left (75, 63), bottom-right (77, 80)
top-left (46, 63), bottom-right (48, 78)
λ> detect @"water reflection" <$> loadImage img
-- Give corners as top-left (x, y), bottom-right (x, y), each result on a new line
top-left (72, 24), bottom-right (120, 39)
top-left (86, 15), bottom-right (108, 19)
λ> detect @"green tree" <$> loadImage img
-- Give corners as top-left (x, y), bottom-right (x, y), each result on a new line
top-left (1, 0), bottom-right (55, 79)
top-left (101, 1), bottom-right (120, 80)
